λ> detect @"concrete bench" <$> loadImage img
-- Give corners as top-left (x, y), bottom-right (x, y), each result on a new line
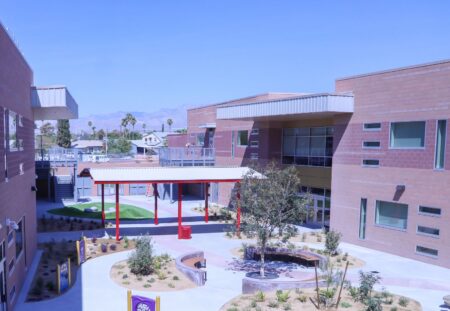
top-left (175, 251), bottom-right (207, 286)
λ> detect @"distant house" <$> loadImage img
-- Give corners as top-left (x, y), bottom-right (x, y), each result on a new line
top-left (130, 131), bottom-right (173, 155)
top-left (71, 140), bottom-right (104, 153)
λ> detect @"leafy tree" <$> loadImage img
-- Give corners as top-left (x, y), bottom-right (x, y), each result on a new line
top-left (234, 163), bottom-right (309, 277)
top-left (128, 236), bottom-right (155, 276)
top-left (167, 118), bottom-right (173, 131)
top-left (56, 119), bottom-right (71, 148)
top-left (325, 230), bottom-right (342, 256)
top-left (40, 122), bottom-right (55, 137)
top-left (97, 129), bottom-right (106, 140)
top-left (108, 137), bottom-right (131, 154)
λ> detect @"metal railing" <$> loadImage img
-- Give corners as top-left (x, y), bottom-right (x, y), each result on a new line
top-left (159, 147), bottom-right (215, 166)
top-left (35, 147), bottom-right (80, 167)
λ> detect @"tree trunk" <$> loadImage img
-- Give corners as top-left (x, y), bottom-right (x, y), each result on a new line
top-left (260, 251), bottom-right (265, 278)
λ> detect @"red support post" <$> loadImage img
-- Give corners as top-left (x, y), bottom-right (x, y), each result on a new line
top-left (178, 183), bottom-right (183, 239)
top-left (204, 183), bottom-right (209, 223)
top-left (153, 183), bottom-right (158, 225)
top-left (101, 184), bottom-right (105, 227)
top-left (115, 183), bottom-right (120, 241)
top-left (236, 182), bottom-right (241, 235)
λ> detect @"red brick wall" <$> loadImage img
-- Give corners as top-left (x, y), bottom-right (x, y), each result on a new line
top-left (0, 23), bottom-right (36, 309)
top-left (167, 134), bottom-right (187, 147)
top-left (332, 61), bottom-right (450, 268)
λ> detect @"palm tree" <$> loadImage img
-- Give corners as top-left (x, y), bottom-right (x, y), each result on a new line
top-left (167, 118), bottom-right (173, 132)
top-left (92, 126), bottom-right (96, 139)
top-left (121, 117), bottom-right (128, 138)
top-left (142, 123), bottom-right (146, 133)
top-left (129, 115), bottom-right (137, 139)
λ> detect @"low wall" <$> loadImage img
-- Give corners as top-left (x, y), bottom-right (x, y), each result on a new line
top-left (242, 276), bottom-right (326, 294)
top-left (175, 251), bottom-right (207, 286)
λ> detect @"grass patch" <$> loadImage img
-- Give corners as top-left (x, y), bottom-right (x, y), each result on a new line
top-left (47, 202), bottom-right (153, 220)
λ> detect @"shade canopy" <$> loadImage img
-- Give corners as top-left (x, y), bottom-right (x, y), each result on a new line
top-left (89, 166), bottom-right (263, 184)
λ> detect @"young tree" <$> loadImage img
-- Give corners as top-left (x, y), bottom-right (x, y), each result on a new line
top-left (39, 122), bottom-right (55, 137)
top-left (234, 163), bottom-right (310, 277)
top-left (56, 119), bottom-right (71, 148)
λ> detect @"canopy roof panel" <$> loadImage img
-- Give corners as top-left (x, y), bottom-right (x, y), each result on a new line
top-left (89, 166), bottom-right (263, 184)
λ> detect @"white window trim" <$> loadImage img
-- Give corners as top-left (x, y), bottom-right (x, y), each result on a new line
top-left (416, 225), bottom-right (440, 239)
top-left (362, 141), bottom-right (381, 149)
top-left (388, 120), bottom-right (427, 150)
top-left (433, 119), bottom-right (447, 171)
top-left (417, 205), bottom-right (442, 218)
top-left (363, 122), bottom-right (382, 132)
top-left (237, 130), bottom-right (249, 147)
top-left (374, 201), bottom-right (408, 232)
top-left (415, 245), bottom-right (438, 259)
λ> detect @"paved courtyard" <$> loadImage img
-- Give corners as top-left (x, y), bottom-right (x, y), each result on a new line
top-left (14, 197), bottom-right (450, 311)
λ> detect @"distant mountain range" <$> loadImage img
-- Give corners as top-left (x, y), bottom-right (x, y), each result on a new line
top-left (69, 105), bottom-right (189, 133)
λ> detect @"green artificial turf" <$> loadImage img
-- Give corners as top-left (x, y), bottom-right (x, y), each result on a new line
top-left (47, 202), bottom-right (154, 220)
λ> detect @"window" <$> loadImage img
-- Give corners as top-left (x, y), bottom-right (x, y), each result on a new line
top-left (434, 120), bottom-right (447, 169)
top-left (237, 130), bottom-right (248, 146)
top-left (8, 110), bottom-right (18, 151)
top-left (359, 198), bottom-right (367, 239)
top-left (196, 133), bottom-right (205, 147)
top-left (418, 206), bottom-right (441, 217)
top-left (417, 225), bottom-right (439, 237)
top-left (363, 123), bottom-right (381, 131)
top-left (282, 126), bottom-right (333, 167)
top-left (15, 219), bottom-right (24, 258)
top-left (390, 121), bottom-right (425, 148)
top-left (250, 128), bottom-right (259, 135)
top-left (363, 141), bottom-right (381, 148)
top-left (250, 140), bottom-right (259, 148)
top-left (416, 245), bottom-right (438, 257)
top-left (8, 258), bottom-right (14, 274)
top-left (362, 159), bottom-right (379, 167)
top-left (375, 200), bottom-right (408, 230)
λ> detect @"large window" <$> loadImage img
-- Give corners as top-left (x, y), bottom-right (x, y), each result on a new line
top-left (390, 121), bottom-right (425, 148)
top-left (282, 127), bottom-right (333, 167)
top-left (8, 110), bottom-right (18, 151)
top-left (375, 200), bottom-right (408, 230)
top-left (359, 198), bottom-right (367, 239)
top-left (434, 120), bottom-right (447, 169)
top-left (15, 219), bottom-right (24, 258)
top-left (237, 130), bottom-right (248, 146)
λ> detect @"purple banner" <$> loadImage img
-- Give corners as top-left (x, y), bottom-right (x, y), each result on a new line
top-left (79, 239), bottom-right (86, 264)
top-left (59, 262), bottom-right (69, 292)
top-left (132, 295), bottom-right (155, 311)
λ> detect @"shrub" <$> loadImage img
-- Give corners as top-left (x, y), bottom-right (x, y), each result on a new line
top-left (255, 291), bottom-right (265, 302)
top-left (101, 243), bottom-right (107, 253)
top-left (250, 300), bottom-right (257, 308)
top-left (168, 283), bottom-right (175, 288)
top-left (91, 237), bottom-right (97, 243)
top-left (157, 270), bottom-right (167, 280)
top-left (122, 274), bottom-right (128, 279)
top-left (226, 308), bottom-right (238, 311)
top-left (172, 275), bottom-right (179, 281)
top-left (325, 230), bottom-right (342, 255)
top-left (364, 297), bottom-right (382, 311)
top-left (390, 307), bottom-right (398, 311)
top-left (283, 303), bottom-right (291, 310)
top-left (301, 232), bottom-right (307, 242)
top-left (398, 297), bottom-right (409, 307)
top-left (297, 295), bottom-right (307, 303)
top-left (267, 300), bottom-right (279, 308)
top-left (340, 301), bottom-right (352, 308)
top-left (276, 290), bottom-right (290, 303)
top-left (128, 235), bottom-right (155, 276)
top-left (358, 271), bottom-right (381, 301)
top-left (110, 244), bottom-right (117, 251)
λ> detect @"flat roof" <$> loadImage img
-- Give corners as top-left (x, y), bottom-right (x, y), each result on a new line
top-left (89, 166), bottom-right (263, 184)
top-left (337, 59), bottom-right (450, 81)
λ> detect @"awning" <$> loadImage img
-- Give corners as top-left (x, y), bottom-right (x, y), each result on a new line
top-left (89, 166), bottom-right (263, 184)
top-left (216, 93), bottom-right (353, 121)
top-left (31, 86), bottom-right (79, 120)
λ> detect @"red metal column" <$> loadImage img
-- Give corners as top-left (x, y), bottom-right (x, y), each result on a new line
top-left (236, 182), bottom-right (241, 234)
top-left (101, 184), bottom-right (105, 227)
top-left (153, 183), bottom-right (158, 225)
top-left (178, 183), bottom-right (182, 239)
top-left (115, 183), bottom-right (120, 241)
top-left (204, 183), bottom-right (209, 223)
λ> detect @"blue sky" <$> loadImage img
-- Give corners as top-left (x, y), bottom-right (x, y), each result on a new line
top-left (1, 1), bottom-right (450, 117)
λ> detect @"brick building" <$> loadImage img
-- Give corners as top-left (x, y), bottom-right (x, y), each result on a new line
top-left (0, 22), bottom-right (78, 310)
top-left (166, 60), bottom-right (450, 268)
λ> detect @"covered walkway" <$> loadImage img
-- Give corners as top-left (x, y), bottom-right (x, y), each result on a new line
top-left (88, 166), bottom-right (263, 240)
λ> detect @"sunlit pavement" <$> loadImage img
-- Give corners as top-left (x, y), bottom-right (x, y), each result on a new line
top-left (14, 199), bottom-right (450, 311)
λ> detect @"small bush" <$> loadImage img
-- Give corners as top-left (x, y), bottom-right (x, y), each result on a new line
top-left (101, 243), bottom-right (107, 253)
top-left (147, 278), bottom-right (155, 283)
top-left (255, 291), bottom-right (265, 302)
top-left (157, 270), bottom-right (167, 280)
top-left (283, 303), bottom-right (291, 310)
top-left (398, 297), bottom-right (409, 307)
top-left (365, 297), bottom-right (382, 311)
top-left (122, 274), bottom-right (128, 279)
top-left (250, 300), bottom-right (257, 308)
top-left (128, 235), bottom-right (155, 276)
top-left (301, 232), bottom-right (307, 242)
top-left (390, 307), bottom-right (398, 311)
top-left (276, 290), bottom-right (290, 303)
top-left (110, 244), bottom-right (117, 251)
top-left (325, 230), bottom-right (342, 255)
top-left (297, 295), bottom-right (307, 303)
top-left (341, 301), bottom-right (352, 308)
top-left (226, 308), bottom-right (238, 311)
top-left (267, 300), bottom-right (279, 308)
top-left (168, 283), bottom-right (175, 288)
top-left (172, 275), bottom-right (179, 281)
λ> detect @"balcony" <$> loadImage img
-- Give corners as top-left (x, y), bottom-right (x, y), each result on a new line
top-left (31, 86), bottom-right (79, 120)
top-left (159, 147), bottom-right (215, 167)
top-left (35, 147), bottom-right (80, 168)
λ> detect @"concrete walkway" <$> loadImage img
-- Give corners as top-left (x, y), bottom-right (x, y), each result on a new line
top-left (15, 199), bottom-right (450, 311)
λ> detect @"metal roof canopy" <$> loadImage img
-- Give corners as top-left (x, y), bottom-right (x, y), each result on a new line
top-left (89, 166), bottom-right (263, 184)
